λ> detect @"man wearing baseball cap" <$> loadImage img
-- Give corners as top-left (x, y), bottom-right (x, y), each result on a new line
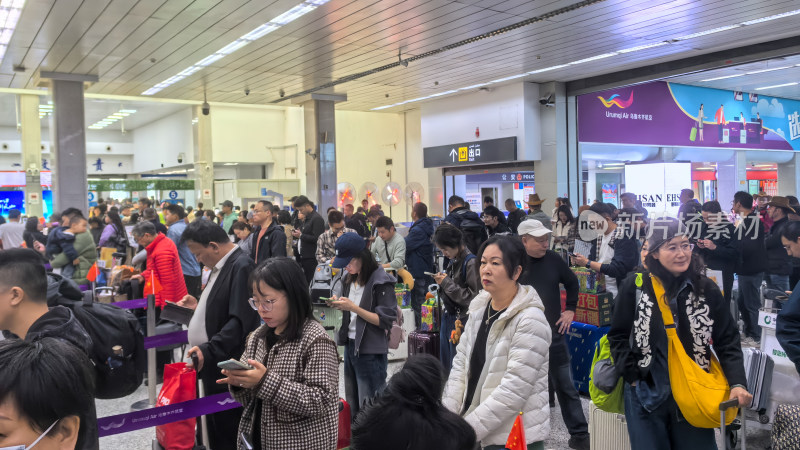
top-left (219, 200), bottom-right (237, 234)
top-left (765, 196), bottom-right (795, 292)
top-left (518, 220), bottom-right (590, 450)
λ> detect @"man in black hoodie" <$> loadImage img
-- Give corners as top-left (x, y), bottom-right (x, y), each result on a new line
top-left (292, 195), bottom-right (325, 283)
top-left (444, 195), bottom-right (487, 255)
top-left (249, 200), bottom-right (287, 264)
top-left (0, 248), bottom-right (98, 450)
top-left (733, 191), bottom-right (768, 345)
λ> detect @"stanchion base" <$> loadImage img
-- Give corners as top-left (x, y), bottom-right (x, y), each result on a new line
top-left (130, 398), bottom-right (155, 411)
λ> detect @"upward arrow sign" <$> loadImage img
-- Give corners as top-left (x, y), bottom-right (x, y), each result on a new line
top-left (449, 148), bottom-right (457, 162)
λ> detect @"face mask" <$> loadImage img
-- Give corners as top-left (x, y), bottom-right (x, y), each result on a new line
top-left (0, 420), bottom-right (58, 450)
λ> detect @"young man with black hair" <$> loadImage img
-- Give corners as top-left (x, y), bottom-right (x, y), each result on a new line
top-left (344, 203), bottom-right (369, 238)
top-left (164, 204), bottom-right (202, 297)
top-left (365, 208), bottom-right (383, 245)
top-left (291, 195), bottom-right (325, 282)
top-left (316, 209), bottom-right (355, 264)
top-left (370, 216), bottom-right (406, 271)
top-left (733, 191), bottom-right (768, 345)
top-left (0, 248), bottom-right (98, 450)
top-left (0, 208), bottom-right (25, 249)
top-left (482, 205), bottom-right (511, 236)
top-left (405, 202), bottom-right (435, 327)
top-left (444, 195), bottom-right (487, 254)
top-left (504, 198), bottom-right (527, 235)
top-left (249, 200), bottom-right (287, 264)
top-left (178, 220), bottom-right (258, 450)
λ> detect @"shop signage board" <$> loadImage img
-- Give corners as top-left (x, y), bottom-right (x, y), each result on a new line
top-left (624, 162), bottom-right (690, 217)
top-left (423, 137), bottom-right (517, 168)
top-left (579, 81), bottom-right (800, 151)
top-left (465, 171), bottom-right (534, 183)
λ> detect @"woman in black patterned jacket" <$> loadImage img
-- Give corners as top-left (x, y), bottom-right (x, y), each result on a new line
top-left (219, 257), bottom-right (339, 450)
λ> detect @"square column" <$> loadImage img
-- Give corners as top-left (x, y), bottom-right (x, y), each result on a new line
top-left (298, 93), bottom-right (346, 211)
top-left (193, 107), bottom-right (214, 205)
top-left (778, 153), bottom-right (800, 198)
top-left (717, 150), bottom-right (747, 207)
top-left (39, 72), bottom-right (98, 215)
top-left (19, 94), bottom-right (43, 217)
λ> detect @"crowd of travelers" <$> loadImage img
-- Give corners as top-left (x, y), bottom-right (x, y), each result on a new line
top-left (1, 187), bottom-right (799, 450)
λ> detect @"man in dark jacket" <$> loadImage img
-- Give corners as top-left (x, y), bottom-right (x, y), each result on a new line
top-left (482, 205), bottom-right (512, 236)
top-left (180, 221), bottom-right (260, 450)
top-left (778, 221), bottom-right (800, 375)
top-left (249, 200), bottom-right (287, 264)
top-left (504, 198), bottom-right (527, 234)
top-left (444, 195), bottom-right (487, 255)
top-left (677, 188), bottom-right (702, 224)
top-left (292, 195), bottom-right (325, 283)
top-left (0, 248), bottom-right (98, 450)
top-left (518, 220), bottom-right (589, 450)
top-left (570, 203), bottom-right (638, 297)
top-left (765, 196), bottom-right (794, 292)
top-left (405, 203), bottom-right (435, 328)
top-left (697, 201), bottom-right (738, 304)
top-left (733, 191), bottom-right (768, 345)
top-left (344, 203), bottom-right (369, 238)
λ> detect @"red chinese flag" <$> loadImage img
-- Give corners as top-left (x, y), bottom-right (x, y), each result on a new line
top-left (505, 413), bottom-right (526, 450)
top-left (86, 263), bottom-right (100, 282)
top-left (143, 273), bottom-right (163, 296)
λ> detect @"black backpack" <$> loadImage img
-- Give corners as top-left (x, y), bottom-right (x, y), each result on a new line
top-left (459, 217), bottom-right (488, 256)
top-left (46, 274), bottom-right (146, 399)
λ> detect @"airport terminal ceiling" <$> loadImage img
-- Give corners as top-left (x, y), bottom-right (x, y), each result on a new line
top-left (1, 0), bottom-right (800, 112)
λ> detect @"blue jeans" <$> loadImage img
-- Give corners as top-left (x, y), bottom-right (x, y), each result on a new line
top-left (767, 274), bottom-right (790, 293)
top-left (61, 263), bottom-right (76, 280)
top-left (737, 273), bottom-right (763, 340)
top-left (440, 310), bottom-right (463, 376)
top-left (624, 384), bottom-right (716, 450)
top-left (343, 339), bottom-right (387, 420)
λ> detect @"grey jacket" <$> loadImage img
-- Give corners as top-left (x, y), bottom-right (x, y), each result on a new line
top-left (335, 268), bottom-right (397, 355)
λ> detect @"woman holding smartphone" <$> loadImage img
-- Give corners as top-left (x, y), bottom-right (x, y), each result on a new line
top-left (218, 257), bottom-right (339, 450)
top-left (328, 232), bottom-right (397, 419)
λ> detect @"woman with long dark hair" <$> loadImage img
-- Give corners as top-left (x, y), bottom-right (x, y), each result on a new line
top-left (551, 204), bottom-right (577, 254)
top-left (22, 217), bottom-right (47, 249)
top-left (607, 217), bottom-right (751, 449)
top-left (219, 257), bottom-right (339, 450)
top-left (328, 232), bottom-right (397, 419)
top-left (97, 211), bottom-right (128, 252)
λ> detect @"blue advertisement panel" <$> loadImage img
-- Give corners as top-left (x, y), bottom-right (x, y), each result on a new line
top-left (0, 190), bottom-right (55, 218)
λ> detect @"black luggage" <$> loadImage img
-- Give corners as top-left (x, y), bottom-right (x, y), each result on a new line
top-left (408, 330), bottom-right (440, 359)
top-left (46, 274), bottom-right (146, 399)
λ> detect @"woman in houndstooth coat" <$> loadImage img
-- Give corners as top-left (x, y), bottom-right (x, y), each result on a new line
top-left (218, 257), bottom-right (339, 450)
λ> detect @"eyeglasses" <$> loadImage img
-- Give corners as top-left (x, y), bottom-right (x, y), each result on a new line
top-left (660, 242), bottom-right (694, 254)
top-left (248, 298), bottom-right (277, 311)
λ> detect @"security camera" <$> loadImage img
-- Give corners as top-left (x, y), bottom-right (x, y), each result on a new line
top-left (279, 89), bottom-right (285, 98)
top-left (202, 101), bottom-right (210, 115)
top-left (177, 152), bottom-right (185, 164)
top-left (244, 88), bottom-right (250, 96)
top-left (539, 94), bottom-right (554, 106)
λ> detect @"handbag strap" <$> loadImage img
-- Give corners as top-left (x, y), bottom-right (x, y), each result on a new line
top-left (651, 276), bottom-right (676, 328)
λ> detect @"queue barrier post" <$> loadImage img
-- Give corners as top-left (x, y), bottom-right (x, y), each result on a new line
top-left (131, 294), bottom-right (158, 411)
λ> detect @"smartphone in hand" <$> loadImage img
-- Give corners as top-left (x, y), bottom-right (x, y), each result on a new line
top-left (217, 359), bottom-right (254, 371)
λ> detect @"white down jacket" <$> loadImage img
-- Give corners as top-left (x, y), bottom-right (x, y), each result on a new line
top-left (442, 284), bottom-right (551, 446)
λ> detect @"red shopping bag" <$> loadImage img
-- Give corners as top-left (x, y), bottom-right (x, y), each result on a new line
top-left (155, 363), bottom-right (197, 450)
top-left (337, 398), bottom-right (351, 449)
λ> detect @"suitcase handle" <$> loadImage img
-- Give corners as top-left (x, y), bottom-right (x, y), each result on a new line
top-left (719, 399), bottom-right (739, 410)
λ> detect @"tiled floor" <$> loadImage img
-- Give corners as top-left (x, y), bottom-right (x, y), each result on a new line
top-left (96, 356), bottom-right (773, 449)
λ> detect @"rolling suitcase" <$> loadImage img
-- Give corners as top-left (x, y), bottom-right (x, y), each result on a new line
top-left (588, 401), bottom-right (631, 450)
top-left (719, 399), bottom-right (746, 450)
top-left (408, 330), bottom-right (440, 359)
top-left (690, 126), bottom-right (697, 142)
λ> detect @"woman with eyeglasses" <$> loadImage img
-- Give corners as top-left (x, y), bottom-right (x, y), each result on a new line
top-left (218, 257), bottom-right (339, 450)
top-left (328, 232), bottom-right (397, 420)
top-left (607, 217), bottom-right (751, 449)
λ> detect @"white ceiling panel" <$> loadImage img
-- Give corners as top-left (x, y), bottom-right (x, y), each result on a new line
top-left (0, 0), bottom-right (799, 111)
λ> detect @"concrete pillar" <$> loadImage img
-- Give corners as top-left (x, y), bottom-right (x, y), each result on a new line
top-left (717, 150), bottom-right (747, 208)
top-left (536, 82), bottom-right (581, 209)
top-left (778, 153), bottom-right (800, 198)
top-left (193, 107), bottom-right (214, 207)
top-left (45, 73), bottom-right (96, 216)
top-left (19, 94), bottom-right (43, 218)
top-left (299, 93), bottom-right (346, 211)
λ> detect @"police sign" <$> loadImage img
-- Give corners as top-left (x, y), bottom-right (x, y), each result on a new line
top-left (423, 137), bottom-right (517, 168)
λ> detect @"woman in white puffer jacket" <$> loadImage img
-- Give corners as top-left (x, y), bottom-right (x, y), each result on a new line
top-left (442, 235), bottom-right (551, 450)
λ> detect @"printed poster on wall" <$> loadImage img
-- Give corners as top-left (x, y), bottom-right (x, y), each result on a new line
top-left (624, 163), bottom-right (691, 217)
top-left (578, 81), bottom-right (800, 151)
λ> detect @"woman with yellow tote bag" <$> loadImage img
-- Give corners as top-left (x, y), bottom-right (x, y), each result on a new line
top-left (607, 217), bottom-right (752, 449)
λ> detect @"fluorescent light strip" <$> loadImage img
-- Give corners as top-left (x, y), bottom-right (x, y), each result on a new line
top-left (141, 0), bottom-right (330, 96)
top-left (755, 82), bottom-right (798, 91)
top-left (89, 108), bottom-right (138, 129)
top-left (369, 7), bottom-right (800, 110)
top-left (0, 0), bottom-right (25, 64)
top-left (701, 73), bottom-right (745, 82)
top-left (745, 65), bottom-right (793, 75)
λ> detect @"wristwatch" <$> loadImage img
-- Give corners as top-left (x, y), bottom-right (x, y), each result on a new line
top-left (585, 260), bottom-right (592, 269)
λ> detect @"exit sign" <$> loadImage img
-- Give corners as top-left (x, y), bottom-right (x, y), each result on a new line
top-left (423, 137), bottom-right (517, 168)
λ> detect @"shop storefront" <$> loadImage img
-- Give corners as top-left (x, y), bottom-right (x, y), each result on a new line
top-left (578, 80), bottom-right (800, 212)
top-left (87, 179), bottom-right (195, 207)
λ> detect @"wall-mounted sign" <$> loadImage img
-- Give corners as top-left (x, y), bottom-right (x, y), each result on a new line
top-left (168, 190), bottom-right (179, 200)
top-left (465, 171), bottom-right (534, 183)
top-left (423, 137), bottom-right (517, 168)
top-left (202, 189), bottom-right (212, 199)
top-left (624, 163), bottom-right (690, 217)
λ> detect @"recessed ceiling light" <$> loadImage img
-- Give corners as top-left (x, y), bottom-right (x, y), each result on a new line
top-left (745, 66), bottom-right (794, 75)
top-left (700, 74), bottom-right (745, 82)
top-left (755, 82), bottom-right (798, 90)
top-left (142, 0), bottom-right (330, 96)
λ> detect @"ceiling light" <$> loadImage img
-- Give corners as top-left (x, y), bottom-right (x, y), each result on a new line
top-left (141, 0), bottom-right (330, 96)
top-left (569, 53), bottom-right (618, 65)
top-left (740, 9), bottom-right (800, 25)
top-left (0, 0), bottom-right (24, 63)
top-left (617, 41), bottom-right (669, 54)
top-left (673, 25), bottom-right (741, 41)
top-left (527, 64), bottom-right (569, 74)
top-left (700, 73), bottom-right (745, 82)
top-left (755, 82), bottom-right (798, 90)
top-left (745, 66), bottom-right (793, 75)
top-left (223, 163), bottom-right (239, 166)
top-left (89, 107), bottom-right (138, 129)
